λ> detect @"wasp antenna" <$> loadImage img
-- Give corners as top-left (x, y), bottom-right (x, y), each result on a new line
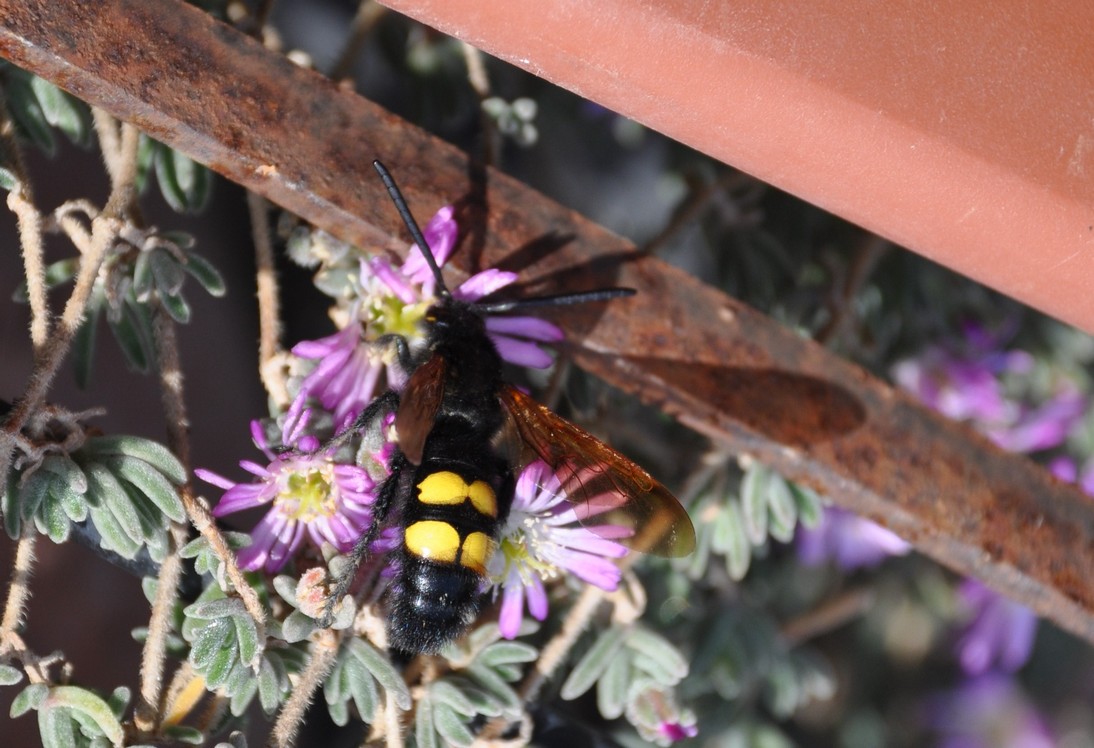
top-left (474, 287), bottom-right (636, 314)
top-left (373, 160), bottom-right (450, 298)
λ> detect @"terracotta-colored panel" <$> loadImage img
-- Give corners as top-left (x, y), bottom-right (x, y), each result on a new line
top-left (383, 0), bottom-right (1094, 334)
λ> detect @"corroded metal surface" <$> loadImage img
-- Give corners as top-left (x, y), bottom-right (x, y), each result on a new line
top-left (2, 0), bottom-right (1094, 644)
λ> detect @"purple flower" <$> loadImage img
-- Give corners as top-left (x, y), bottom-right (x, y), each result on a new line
top-left (892, 325), bottom-right (1086, 456)
top-left (954, 579), bottom-right (1037, 676)
top-left (488, 460), bottom-right (631, 639)
top-left (984, 387), bottom-right (1086, 454)
top-left (369, 205), bottom-right (564, 369)
top-left (292, 314), bottom-right (384, 430)
top-left (195, 410), bottom-right (378, 573)
top-left (291, 205), bottom-right (564, 423)
top-left (923, 673), bottom-right (1054, 748)
top-left (796, 506), bottom-right (910, 570)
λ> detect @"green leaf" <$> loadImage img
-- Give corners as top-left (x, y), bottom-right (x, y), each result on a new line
top-left (346, 638), bottom-right (410, 709)
top-left (86, 463), bottom-right (143, 544)
top-left (39, 493), bottom-right (73, 544)
top-left (344, 657), bottom-right (378, 721)
top-left (790, 483), bottom-right (823, 529)
top-left (433, 703), bottom-right (474, 747)
top-left (10, 683), bottom-right (48, 717)
top-left (7, 74), bottom-right (55, 155)
top-left (596, 651), bottom-right (630, 719)
top-left (766, 473), bottom-right (798, 543)
top-left (52, 478), bottom-right (89, 524)
top-left (18, 469), bottom-right (54, 524)
top-left (724, 500), bottom-right (752, 581)
top-left (107, 299), bottom-right (152, 372)
top-left (162, 724), bottom-right (205, 744)
top-left (149, 247), bottom-right (186, 296)
top-left (626, 628), bottom-right (688, 685)
top-left (183, 252), bottom-right (226, 297)
top-left (477, 641), bottom-right (537, 669)
top-left (72, 300), bottom-right (101, 389)
top-left (232, 611), bottom-right (261, 668)
top-left (203, 645), bottom-right (238, 689)
top-left (740, 462), bottom-right (770, 545)
top-left (39, 706), bottom-right (76, 748)
top-left (160, 291), bottom-right (192, 324)
top-left (463, 663), bottom-right (518, 710)
top-left (45, 686), bottom-right (125, 744)
top-left (156, 146), bottom-right (212, 213)
top-left (0, 664), bottom-right (23, 686)
top-left (105, 454), bottom-right (186, 523)
top-left (560, 626), bottom-right (628, 700)
top-left (0, 165), bottom-right (17, 191)
top-left (39, 455), bottom-right (88, 495)
top-left (415, 691), bottom-right (438, 748)
top-left (189, 619), bottom-right (232, 670)
top-left (84, 436), bottom-right (186, 485)
top-left (30, 76), bottom-right (90, 145)
top-left (429, 680), bottom-right (475, 717)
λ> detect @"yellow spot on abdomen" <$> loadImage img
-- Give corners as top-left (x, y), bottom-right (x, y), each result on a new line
top-left (460, 532), bottom-right (493, 574)
top-left (405, 520), bottom-right (460, 562)
top-left (417, 471), bottom-right (497, 517)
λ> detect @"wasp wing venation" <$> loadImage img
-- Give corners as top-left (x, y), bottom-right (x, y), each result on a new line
top-left (498, 385), bottom-right (696, 557)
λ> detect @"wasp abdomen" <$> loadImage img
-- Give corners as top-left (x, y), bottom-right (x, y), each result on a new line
top-left (387, 465), bottom-right (506, 653)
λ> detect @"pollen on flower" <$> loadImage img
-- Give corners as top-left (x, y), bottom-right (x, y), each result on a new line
top-left (281, 469), bottom-right (337, 522)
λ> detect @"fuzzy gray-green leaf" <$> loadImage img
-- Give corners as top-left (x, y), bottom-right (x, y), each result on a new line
top-left (232, 612), bottom-right (261, 668)
top-left (766, 473), bottom-right (798, 543)
top-left (478, 641), bottom-right (537, 669)
top-left (415, 693), bottom-right (438, 748)
top-left (39, 455), bottom-right (88, 495)
top-left (11, 683), bottom-right (48, 716)
top-left (183, 252), bottom-right (226, 297)
top-left (39, 707), bottom-right (76, 748)
top-left (38, 493), bottom-right (71, 543)
top-left (626, 627), bottom-right (688, 685)
top-left (464, 663), bottom-right (518, 710)
top-left (0, 664), bottom-right (22, 686)
top-left (48, 686), bottom-right (125, 744)
top-left (189, 618), bottom-right (232, 669)
top-left (8, 74), bottom-right (55, 154)
top-left (561, 626), bottom-right (628, 700)
top-left (724, 500), bottom-right (752, 580)
top-left (88, 497), bottom-right (142, 557)
top-left (84, 436), bottom-right (186, 484)
top-left (741, 463), bottom-right (770, 545)
top-left (790, 483), bottom-right (823, 529)
top-left (105, 454), bottom-right (186, 522)
top-left (433, 703), bottom-right (475, 748)
top-left (86, 463), bottom-right (143, 543)
top-left (345, 658), bottom-right (379, 721)
top-left (597, 650), bottom-right (630, 719)
top-left (346, 638), bottom-right (410, 709)
top-left (30, 76), bottom-right (89, 145)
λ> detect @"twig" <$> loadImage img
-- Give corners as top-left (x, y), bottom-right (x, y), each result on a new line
top-left (0, 91), bottom-right (50, 352)
top-left (328, 1), bottom-right (388, 82)
top-left (638, 168), bottom-right (752, 256)
top-left (814, 233), bottom-right (890, 347)
top-left (0, 531), bottom-right (37, 643)
top-left (248, 191), bottom-right (290, 408)
top-left (519, 584), bottom-right (607, 703)
top-left (460, 42), bottom-right (500, 167)
top-left (268, 630), bottom-right (339, 748)
top-left (780, 587), bottom-right (875, 647)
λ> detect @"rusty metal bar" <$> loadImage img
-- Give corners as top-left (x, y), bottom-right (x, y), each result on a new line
top-left (2, 0), bottom-right (1093, 644)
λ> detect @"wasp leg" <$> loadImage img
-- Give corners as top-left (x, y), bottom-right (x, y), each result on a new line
top-left (319, 452), bottom-right (408, 627)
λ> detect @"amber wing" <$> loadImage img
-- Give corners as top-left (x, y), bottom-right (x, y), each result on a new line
top-left (395, 354), bottom-right (447, 465)
top-left (499, 385), bottom-right (695, 557)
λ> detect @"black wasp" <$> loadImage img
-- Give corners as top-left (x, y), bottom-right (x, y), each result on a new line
top-left (321, 161), bottom-right (695, 653)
